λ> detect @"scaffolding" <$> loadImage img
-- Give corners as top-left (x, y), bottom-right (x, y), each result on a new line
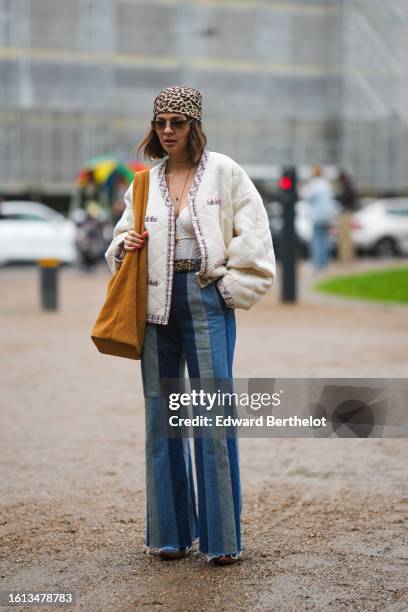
top-left (0, 0), bottom-right (407, 195)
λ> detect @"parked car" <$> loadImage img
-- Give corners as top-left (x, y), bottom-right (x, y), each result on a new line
top-left (336, 198), bottom-right (408, 257)
top-left (0, 201), bottom-right (77, 265)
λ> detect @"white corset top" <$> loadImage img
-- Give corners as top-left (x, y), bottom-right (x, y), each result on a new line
top-left (175, 206), bottom-right (201, 259)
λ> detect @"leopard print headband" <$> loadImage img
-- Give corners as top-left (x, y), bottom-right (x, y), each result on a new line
top-left (153, 85), bottom-right (202, 121)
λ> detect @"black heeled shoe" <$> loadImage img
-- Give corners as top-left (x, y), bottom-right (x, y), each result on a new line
top-left (212, 554), bottom-right (242, 566)
top-left (158, 546), bottom-right (190, 561)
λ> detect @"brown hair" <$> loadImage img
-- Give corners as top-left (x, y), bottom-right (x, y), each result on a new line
top-left (137, 116), bottom-right (207, 164)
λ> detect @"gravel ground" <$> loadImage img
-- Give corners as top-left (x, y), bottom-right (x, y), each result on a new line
top-left (1, 260), bottom-right (407, 611)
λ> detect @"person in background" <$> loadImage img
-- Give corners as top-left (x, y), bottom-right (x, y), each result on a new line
top-left (79, 170), bottom-right (100, 209)
top-left (74, 202), bottom-right (105, 273)
top-left (336, 170), bottom-right (357, 263)
top-left (112, 175), bottom-right (129, 226)
top-left (301, 165), bottom-right (337, 271)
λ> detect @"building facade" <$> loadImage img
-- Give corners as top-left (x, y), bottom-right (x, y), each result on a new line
top-left (0, 0), bottom-right (407, 196)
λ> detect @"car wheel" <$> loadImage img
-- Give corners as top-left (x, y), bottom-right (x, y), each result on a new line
top-left (373, 237), bottom-right (398, 258)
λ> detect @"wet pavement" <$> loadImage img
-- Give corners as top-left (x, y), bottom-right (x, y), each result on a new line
top-left (1, 259), bottom-right (407, 611)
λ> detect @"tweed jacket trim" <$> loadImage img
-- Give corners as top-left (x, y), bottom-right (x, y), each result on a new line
top-left (151, 150), bottom-right (209, 325)
top-left (216, 276), bottom-right (235, 309)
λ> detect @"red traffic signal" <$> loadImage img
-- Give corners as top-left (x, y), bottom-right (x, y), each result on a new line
top-left (279, 167), bottom-right (298, 196)
top-left (278, 176), bottom-right (293, 191)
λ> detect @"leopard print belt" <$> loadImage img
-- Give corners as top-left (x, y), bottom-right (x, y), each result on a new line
top-left (174, 258), bottom-right (201, 272)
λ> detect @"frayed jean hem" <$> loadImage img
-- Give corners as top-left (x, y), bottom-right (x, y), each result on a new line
top-left (143, 544), bottom-right (244, 563)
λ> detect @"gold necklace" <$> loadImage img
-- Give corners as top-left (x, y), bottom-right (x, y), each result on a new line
top-left (166, 165), bottom-right (193, 216)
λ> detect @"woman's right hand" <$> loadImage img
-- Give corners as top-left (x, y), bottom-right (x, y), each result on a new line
top-left (123, 229), bottom-right (149, 251)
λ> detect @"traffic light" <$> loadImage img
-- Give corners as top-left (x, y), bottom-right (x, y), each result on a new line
top-left (278, 166), bottom-right (298, 200)
top-left (278, 166), bottom-right (298, 302)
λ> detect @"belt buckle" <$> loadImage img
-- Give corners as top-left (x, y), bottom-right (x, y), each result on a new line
top-left (174, 258), bottom-right (200, 272)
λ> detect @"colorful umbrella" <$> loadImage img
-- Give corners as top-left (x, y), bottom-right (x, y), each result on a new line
top-left (75, 155), bottom-right (147, 186)
top-left (125, 159), bottom-right (148, 173)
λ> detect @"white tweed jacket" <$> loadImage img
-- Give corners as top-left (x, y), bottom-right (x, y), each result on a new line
top-left (105, 150), bottom-right (276, 325)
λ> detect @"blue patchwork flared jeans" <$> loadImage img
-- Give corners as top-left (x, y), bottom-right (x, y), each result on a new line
top-left (140, 264), bottom-right (243, 560)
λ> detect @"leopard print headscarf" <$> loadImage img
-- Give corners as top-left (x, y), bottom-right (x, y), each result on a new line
top-left (153, 86), bottom-right (202, 121)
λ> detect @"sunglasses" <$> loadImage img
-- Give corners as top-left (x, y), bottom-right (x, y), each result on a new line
top-left (151, 118), bottom-right (194, 132)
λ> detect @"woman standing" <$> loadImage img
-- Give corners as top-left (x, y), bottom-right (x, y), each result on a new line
top-left (301, 165), bottom-right (337, 271)
top-left (105, 86), bottom-right (276, 565)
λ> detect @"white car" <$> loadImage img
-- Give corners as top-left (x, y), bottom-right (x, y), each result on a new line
top-left (348, 199), bottom-right (408, 257)
top-left (0, 201), bottom-right (77, 265)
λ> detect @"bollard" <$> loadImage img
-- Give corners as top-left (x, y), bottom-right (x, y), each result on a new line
top-left (38, 259), bottom-right (60, 311)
